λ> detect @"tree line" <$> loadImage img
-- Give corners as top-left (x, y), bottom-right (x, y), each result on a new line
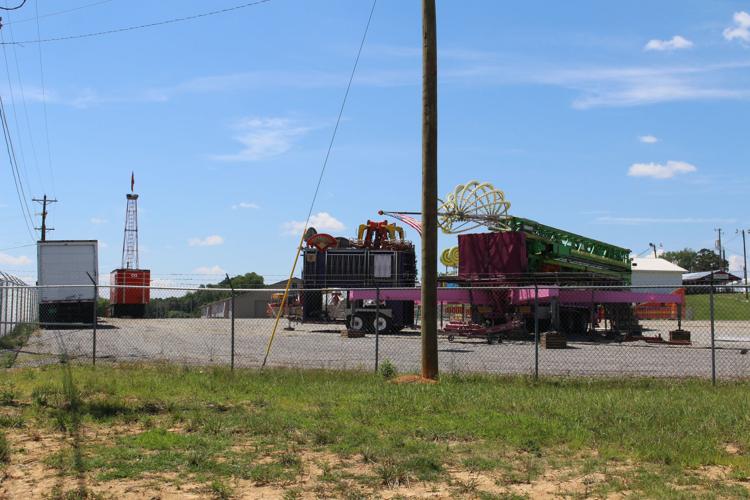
top-left (661, 248), bottom-right (728, 273)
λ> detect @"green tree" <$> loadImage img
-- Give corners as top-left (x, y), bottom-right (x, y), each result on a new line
top-left (662, 248), bottom-right (727, 272)
top-left (693, 249), bottom-right (728, 272)
top-left (144, 272), bottom-right (265, 318)
top-left (662, 248), bottom-right (697, 271)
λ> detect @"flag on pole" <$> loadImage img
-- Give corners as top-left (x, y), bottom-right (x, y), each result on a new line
top-left (390, 213), bottom-right (422, 236)
top-left (131, 172), bottom-right (135, 192)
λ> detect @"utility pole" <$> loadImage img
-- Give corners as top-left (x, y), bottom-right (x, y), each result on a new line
top-left (715, 228), bottom-right (723, 271)
top-left (32, 194), bottom-right (57, 241)
top-left (740, 229), bottom-right (748, 300)
top-left (649, 242), bottom-right (657, 259)
top-left (421, 0), bottom-right (439, 380)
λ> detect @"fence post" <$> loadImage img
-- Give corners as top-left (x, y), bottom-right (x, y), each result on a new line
top-left (375, 286), bottom-right (380, 373)
top-left (87, 273), bottom-right (98, 366)
top-left (226, 274), bottom-right (235, 371)
top-left (9, 284), bottom-right (15, 331)
top-left (534, 284), bottom-right (539, 380)
top-left (710, 272), bottom-right (716, 385)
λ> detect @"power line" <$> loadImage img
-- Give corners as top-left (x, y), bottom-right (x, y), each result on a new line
top-left (0, 0), bottom-right (27, 11)
top-left (0, 242), bottom-right (35, 251)
top-left (0, 95), bottom-right (35, 240)
top-left (34, 0), bottom-right (54, 198)
top-left (263, 0), bottom-right (377, 367)
top-left (300, 0), bottom-right (377, 235)
top-left (4, 0), bottom-right (114, 26)
top-left (6, 17), bottom-right (44, 193)
top-left (0, 0), bottom-right (273, 45)
top-left (0, 29), bottom-right (34, 198)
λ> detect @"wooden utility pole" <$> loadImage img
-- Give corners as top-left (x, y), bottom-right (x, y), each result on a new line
top-left (33, 194), bottom-right (57, 241)
top-left (421, 0), bottom-right (438, 379)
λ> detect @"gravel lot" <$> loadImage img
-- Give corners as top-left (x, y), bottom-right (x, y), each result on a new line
top-left (16, 318), bottom-right (750, 378)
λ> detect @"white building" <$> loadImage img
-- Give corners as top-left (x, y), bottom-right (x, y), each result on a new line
top-left (630, 258), bottom-right (687, 293)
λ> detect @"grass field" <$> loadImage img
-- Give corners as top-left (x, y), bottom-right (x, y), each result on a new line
top-left (1, 365), bottom-right (749, 499)
top-left (686, 293), bottom-right (750, 321)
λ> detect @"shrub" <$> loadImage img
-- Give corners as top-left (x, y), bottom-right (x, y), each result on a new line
top-left (378, 359), bottom-right (397, 380)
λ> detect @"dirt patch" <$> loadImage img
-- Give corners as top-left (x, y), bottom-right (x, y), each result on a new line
top-left (725, 443), bottom-right (742, 455)
top-left (3, 426), bottom-right (750, 499)
top-left (391, 375), bottom-right (438, 385)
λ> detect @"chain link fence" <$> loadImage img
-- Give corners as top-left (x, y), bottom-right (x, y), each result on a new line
top-left (2, 282), bottom-right (749, 380)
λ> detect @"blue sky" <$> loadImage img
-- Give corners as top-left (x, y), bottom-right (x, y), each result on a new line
top-left (1, 0), bottom-right (749, 285)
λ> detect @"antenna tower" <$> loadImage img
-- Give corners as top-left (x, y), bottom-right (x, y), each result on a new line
top-left (121, 176), bottom-right (139, 269)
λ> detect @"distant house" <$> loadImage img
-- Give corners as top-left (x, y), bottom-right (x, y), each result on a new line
top-left (630, 258), bottom-right (686, 293)
top-left (682, 270), bottom-right (742, 293)
top-left (200, 278), bottom-right (302, 319)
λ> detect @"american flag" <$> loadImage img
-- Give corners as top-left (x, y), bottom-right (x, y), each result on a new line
top-left (390, 213), bottom-right (422, 236)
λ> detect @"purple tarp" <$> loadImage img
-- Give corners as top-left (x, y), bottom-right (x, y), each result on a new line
top-left (458, 232), bottom-right (528, 279)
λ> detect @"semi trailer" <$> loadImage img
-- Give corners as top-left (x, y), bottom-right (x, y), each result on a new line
top-left (37, 240), bottom-right (99, 324)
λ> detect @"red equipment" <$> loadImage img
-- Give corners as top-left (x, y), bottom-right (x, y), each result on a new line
top-left (110, 269), bottom-right (150, 317)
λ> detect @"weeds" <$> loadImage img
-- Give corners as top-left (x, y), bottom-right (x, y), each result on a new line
top-left (1, 365), bottom-right (750, 497)
top-left (378, 359), bottom-right (397, 380)
top-left (0, 431), bottom-right (9, 464)
top-left (209, 479), bottom-right (234, 499)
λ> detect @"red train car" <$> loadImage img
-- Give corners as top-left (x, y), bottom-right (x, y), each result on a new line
top-left (110, 268), bottom-right (150, 317)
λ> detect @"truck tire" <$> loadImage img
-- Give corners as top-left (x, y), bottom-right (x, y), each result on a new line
top-left (372, 314), bottom-right (392, 334)
top-left (348, 314), bottom-right (366, 333)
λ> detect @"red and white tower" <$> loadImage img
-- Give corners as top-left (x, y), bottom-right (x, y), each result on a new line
top-left (110, 173), bottom-right (151, 317)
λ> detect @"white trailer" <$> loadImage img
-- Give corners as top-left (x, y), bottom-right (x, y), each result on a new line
top-left (37, 240), bottom-right (98, 324)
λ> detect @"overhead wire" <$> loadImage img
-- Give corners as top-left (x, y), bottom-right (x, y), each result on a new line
top-left (0, 95), bottom-right (35, 240)
top-left (6, 15), bottom-right (44, 193)
top-left (262, 0), bottom-right (378, 367)
top-left (0, 0), bottom-right (26, 11)
top-left (0, 29), bottom-right (34, 197)
top-left (1, 0), bottom-right (273, 45)
top-left (0, 242), bottom-right (35, 252)
top-left (34, 0), bottom-right (55, 199)
top-left (4, 0), bottom-right (114, 25)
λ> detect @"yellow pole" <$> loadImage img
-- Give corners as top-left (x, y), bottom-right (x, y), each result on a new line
top-left (262, 230), bottom-right (306, 367)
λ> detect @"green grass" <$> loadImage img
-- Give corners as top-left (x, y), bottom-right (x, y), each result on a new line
top-left (1, 364), bottom-right (750, 497)
top-left (0, 323), bottom-right (36, 368)
top-left (686, 292), bottom-right (750, 320)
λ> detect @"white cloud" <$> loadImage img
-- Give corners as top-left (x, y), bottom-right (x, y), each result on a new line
top-left (644, 35), bottom-right (693, 51)
top-left (192, 265), bottom-right (226, 275)
top-left (90, 217), bottom-right (107, 224)
top-left (211, 118), bottom-right (312, 162)
top-left (283, 212), bottom-right (345, 236)
top-left (639, 135), bottom-right (659, 144)
top-left (188, 235), bottom-right (224, 247)
top-left (595, 216), bottom-right (735, 225)
top-left (627, 160), bottom-right (697, 179)
top-left (728, 254), bottom-right (744, 274)
top-left (0, 252), bottom-right (32, 266)
top-left (724, 11), bottom-right (750, 43)
top-left (232, 202), bottom-right (260, 210)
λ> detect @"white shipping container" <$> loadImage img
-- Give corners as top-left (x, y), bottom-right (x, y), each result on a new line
top-left (37, 241), bottom-right (99, 303)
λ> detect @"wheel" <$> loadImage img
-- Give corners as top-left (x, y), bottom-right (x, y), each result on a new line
top-left (348, 314), bottom-right (366, 332)
top-left (447, 334), bottom-right (455, 342)
top-left (372, 314), bottom-right (392, 334)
